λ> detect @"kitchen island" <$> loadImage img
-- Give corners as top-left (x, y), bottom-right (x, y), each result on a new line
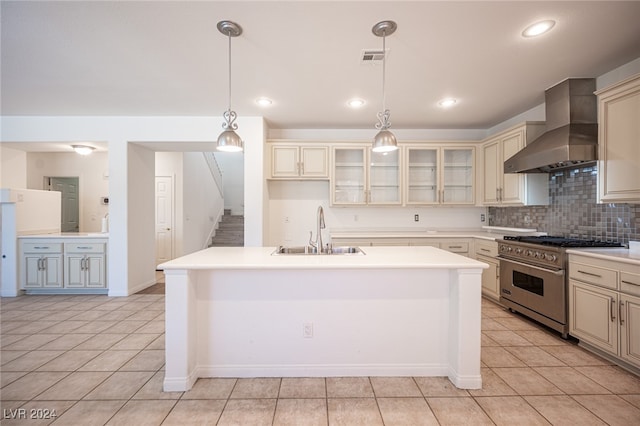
top-left (159, 246), bottom-right (487, 392)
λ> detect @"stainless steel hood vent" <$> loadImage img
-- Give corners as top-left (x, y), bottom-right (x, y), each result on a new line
top-left (504, 78), bottom-right (598, 173)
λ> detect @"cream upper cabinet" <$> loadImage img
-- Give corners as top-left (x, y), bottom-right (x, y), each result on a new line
top-left (595, 73), bottom-right (640, 203)
top-left (270, 143), bottom-right (329, 179)
top-left (331, 146), bottom-right (401, 206)
top-left (481, 123), bottom-right (548, 206)
top-left (405, 146), bottom-right (475, 205)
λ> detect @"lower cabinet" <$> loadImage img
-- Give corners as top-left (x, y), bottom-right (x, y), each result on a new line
top-left (19, 238), bottom-right (108, 292)
top-left (65, 243), bottom-right (107, 288)
top-left (474, 240), bottom-right (500, 300)
top-left (569, 254), bottom-right (640, 371)
top-left (21, 243), bottom-right (64, 289)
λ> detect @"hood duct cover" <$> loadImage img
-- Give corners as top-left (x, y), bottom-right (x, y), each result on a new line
top-left (504, 78), bottom-right (598, 173)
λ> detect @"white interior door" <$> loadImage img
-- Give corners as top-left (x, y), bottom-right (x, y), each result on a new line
top-left (155, 176), bottom-right (174, 268)
top-left (49, 177), bottom-right (79, 232)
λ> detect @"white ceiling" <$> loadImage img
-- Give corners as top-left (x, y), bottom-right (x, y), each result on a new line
top-left (2, 1), bottom-right (640, 132)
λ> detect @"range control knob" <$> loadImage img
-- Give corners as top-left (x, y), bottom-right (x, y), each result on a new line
top-left (515, 248), bottom-right (522, 254)
top-left (526, 250), bottom-right (534, 257)
top-left (534, 251), bottom-right (541, 258)
top-left (544, 253), bottom-right (557, 262)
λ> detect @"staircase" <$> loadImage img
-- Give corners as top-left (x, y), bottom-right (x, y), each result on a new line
top-left (210, 209), bottom-right (244, 247)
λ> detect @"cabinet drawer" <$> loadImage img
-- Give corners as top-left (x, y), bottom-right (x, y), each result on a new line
top-left (441, 242), bottom-right (469, 253)
top-left (22, 242), bottom-right (62, 253)
top-left (475, 240), bottom-right (498, 257)
top-left (621, 272), bottom-right (640, 297)
top-left (64, 243), bottom-right (106, 253)
top-left (570, 262), bottom-right (618, 290)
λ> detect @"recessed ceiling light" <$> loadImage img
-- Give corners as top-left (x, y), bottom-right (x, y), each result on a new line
top-left (522, 20), bottom-right (556, 38)
top-left (71, 145), bottom-right (95, 155)
top-left (438, 98), bottom-right (457, 108)
top-left (255, 97), bottom-right (273, 106)
top-left (347, 98), bottom-right (366, 108)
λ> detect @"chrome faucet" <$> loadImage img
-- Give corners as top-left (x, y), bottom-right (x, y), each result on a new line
top-left (309, 205), bottom-right (326, 254)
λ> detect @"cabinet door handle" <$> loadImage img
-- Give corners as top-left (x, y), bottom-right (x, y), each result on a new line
top-left (611, 298), bottom-right (616, 322)
top-left (449, 246), bottom-right (463, 249)
top-left (300, 161), bottom-right (304, 175)
top-left (621, 280), bottom-right (640, 286)
top-left (37, 258), bottom-right (43, 271)
top-left (480, 248), bottom-right (491, 253)
top-left (34, 246), bottom-right (50, 250)
top-left (76, 246), bottom-right (92, 250)
top-left (577, 270), bottom-right (602, 278)
top-left (619, 301), bottom-right (625, 325)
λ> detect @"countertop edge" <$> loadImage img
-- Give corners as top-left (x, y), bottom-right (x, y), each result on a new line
top-left (566, 248), bottom-right (640, 266)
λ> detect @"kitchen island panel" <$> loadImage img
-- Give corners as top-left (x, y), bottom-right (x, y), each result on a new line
top-left (163, 251), bottom-right (484, 392)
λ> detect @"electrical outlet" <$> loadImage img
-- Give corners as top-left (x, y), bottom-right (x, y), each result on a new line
top-left (480, 214), bottom-right (486, 222)
top-left (303, 322), bottom-right (313, 338)
top-left (414, 214), bottom-right (419, 222)
top-left (284, 216), bottom-right (290, 223)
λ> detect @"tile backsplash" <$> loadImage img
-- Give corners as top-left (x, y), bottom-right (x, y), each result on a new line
top-left (489, 165), bottom-right (640, 246)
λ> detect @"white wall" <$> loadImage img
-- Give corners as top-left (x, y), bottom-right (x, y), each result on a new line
top-left (0, 145), bottom-right (27, 188)
top-left (215, 152), bottom-right (244, 215)
top-left (267, 181), bottom-right (487, 247)
top-left (25, 152), bottom-right (109, 232)
top-left (182, 152), bottom-right (224, 254)
top-left (0, 116), bottom-right (266, 296)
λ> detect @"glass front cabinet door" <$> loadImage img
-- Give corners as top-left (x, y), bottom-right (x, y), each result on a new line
top-left (405, 146), bottom-right (474, 205)
top-left (331, 146), bottom-right (401, 205)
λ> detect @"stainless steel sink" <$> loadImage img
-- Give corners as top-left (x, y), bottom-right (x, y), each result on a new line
top-left (271, 246), bottom-right (365, 255)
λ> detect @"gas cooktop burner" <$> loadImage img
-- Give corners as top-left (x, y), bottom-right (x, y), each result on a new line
top-left (503, 235), bottom-right (623, 248)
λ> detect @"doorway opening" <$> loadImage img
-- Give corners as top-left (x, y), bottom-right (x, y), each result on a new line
top-left (45, 176), bottom-right (79, 232)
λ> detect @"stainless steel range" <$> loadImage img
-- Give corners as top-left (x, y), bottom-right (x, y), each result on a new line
top-left (498, 236), bottom-right (622, 338)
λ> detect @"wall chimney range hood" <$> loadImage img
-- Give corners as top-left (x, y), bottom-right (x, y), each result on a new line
top-left (504, 78), bottom-right (598, 173)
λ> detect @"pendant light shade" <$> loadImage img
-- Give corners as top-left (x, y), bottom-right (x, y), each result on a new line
top-left (372, 20), bottom-right (398, 153)
top-left (216, 20), bottom-right (243, 152)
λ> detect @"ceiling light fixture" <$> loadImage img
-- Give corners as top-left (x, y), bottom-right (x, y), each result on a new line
top-left (522, 20), bottom-right (556, 38)
top-left (256, 97), bottom-right (273, 106)
top-left (438, 98), bottom-right (457, 108)
top-left (371, 20), bottom-right (398, 153)
top-left (347, 98), bottom-right (366, 108)
top-left (216, 20), bottom-right (243, 152)
top-left (71, 145), bottom-right (95, 155)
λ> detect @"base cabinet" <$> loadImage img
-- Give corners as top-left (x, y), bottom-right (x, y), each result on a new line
top-left (65, 243), bottom-right (106, 288)
top-left (19, 238), bottom-right (108, 293)
top-left (474, 240), bottom-right (499, 300)
top-left (21, 243), bottom-right (64, 289)
top-left (569, 253), bottom-right (640, 372)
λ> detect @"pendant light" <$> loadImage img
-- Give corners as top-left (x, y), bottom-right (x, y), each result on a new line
top-left (371, 20), bottom-right (398, 153)
top-left (216, 20), bottom-right (243, 152)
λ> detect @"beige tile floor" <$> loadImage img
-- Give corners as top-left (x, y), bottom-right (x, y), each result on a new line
top-left (1, 294), bottom-right (639, 425)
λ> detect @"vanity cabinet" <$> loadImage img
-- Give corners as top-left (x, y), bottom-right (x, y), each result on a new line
top-left (569, 254), bottom-right (640, 371)
top-left (595, 73), bottom-right (640, 203)
top-left (481, 123), bottom-right (548, 206)
top-left (65, 243), bottom-right (107, 288)
top-left (474, 239), bottom-right (500, 300)
top-left (405, 146), bottom-right (475, 205)
top-left (21, 243), bottom-right (64, 289)
top-left (270, 143), bottom-right (329, 179)
top-left (331, 146), bottom-right (401, 205)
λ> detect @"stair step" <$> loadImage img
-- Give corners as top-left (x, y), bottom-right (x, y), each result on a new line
top-left (209, 213), bottom-right (245, 247)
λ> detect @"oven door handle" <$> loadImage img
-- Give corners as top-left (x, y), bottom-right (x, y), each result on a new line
top-left (498, 257), bottom-right (565, 276)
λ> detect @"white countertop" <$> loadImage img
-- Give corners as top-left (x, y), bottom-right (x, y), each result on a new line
top-left (18, 233), bottom-right (109, 239)
top-left (329, 228), bottom-right (541, 242)
top-left (159, 246), bottom-right (489, 271)
top-left (567, 248), bottom-right (640, 266)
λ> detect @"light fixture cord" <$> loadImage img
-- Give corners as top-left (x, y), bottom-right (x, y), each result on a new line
top-left (227, 30), bottom-right (232, 111)
top-left (381, 29), bottom-right (386, 112)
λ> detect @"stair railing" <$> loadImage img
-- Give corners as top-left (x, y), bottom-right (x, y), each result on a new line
top-left (203, 152), bottom-right (224, 197)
